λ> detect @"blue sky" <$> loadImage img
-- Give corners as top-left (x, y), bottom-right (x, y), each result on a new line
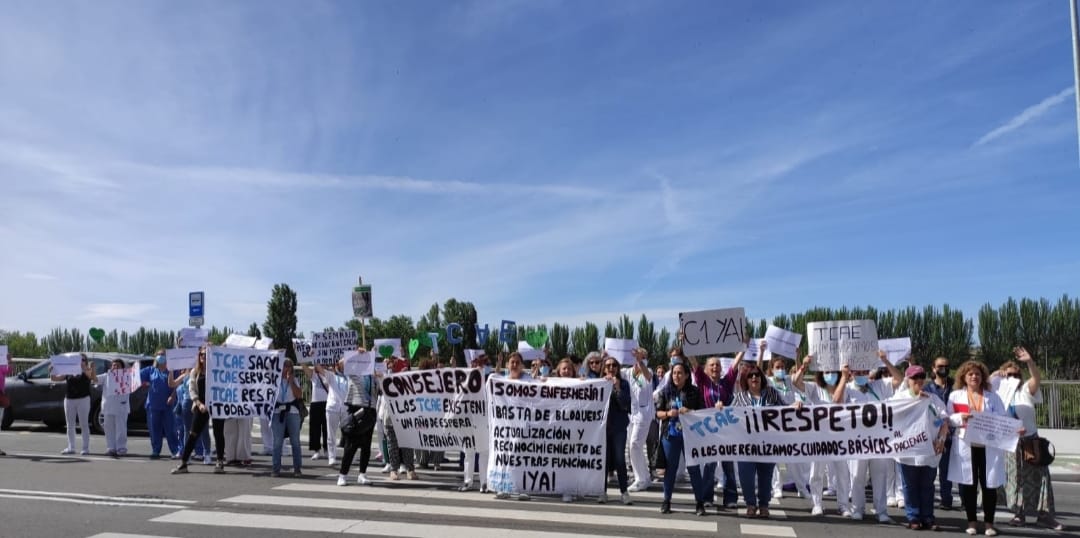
top-left (1, 1), bottom-right (1077, 339)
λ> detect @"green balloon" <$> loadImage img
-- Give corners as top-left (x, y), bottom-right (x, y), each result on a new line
top-left (407, 338), bottom-right (420, 359)
top-left (525, 329), bottom-right (548, 349)
top-left (89, 328), bottom-right (106, 343)
top-left (378, 345), bottom-right (394, 359)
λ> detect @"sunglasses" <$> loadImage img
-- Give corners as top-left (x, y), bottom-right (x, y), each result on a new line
top-left (1005, 373), bottom-right (1021, 379)
top-left (588, 360), bottom-right (601, 365)
top-left (747, 372), bottom-right (763, 380)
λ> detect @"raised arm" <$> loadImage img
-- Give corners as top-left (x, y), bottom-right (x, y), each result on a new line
top-left (878, 350), bottom-right (903, 390)
top-left (791, 355), bottom-right (812, 392)
top-left (832, 365), bottom-right (851, 403)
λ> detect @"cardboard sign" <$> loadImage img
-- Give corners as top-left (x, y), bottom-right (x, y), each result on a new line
top-left (165, 347), bottom-right (199, 371)
top-left (679, 307), bottom-right (747, 356)
top-left (603, 338), bottom-right (637, 365)
top-left (807, 320), bottom-right (879, 371)
top-left (206, 347), bottom-right (282, 419)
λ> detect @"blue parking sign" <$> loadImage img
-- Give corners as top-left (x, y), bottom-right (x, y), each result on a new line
top-left (189, 291), bottom-right (204, 317)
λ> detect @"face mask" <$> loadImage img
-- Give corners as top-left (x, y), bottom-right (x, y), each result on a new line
top-left (935, 368), bottom-right (948, 377)
top-left (539, 366), bottom-right (550, 377)
top-left (772, 369), bottom-right (786, 380)
top-left (823, 373), bottom-right (839, 386)
top-left (155, 355), bottom-right (166, 366)
top-left (854, 375), bottom-right (869, 387)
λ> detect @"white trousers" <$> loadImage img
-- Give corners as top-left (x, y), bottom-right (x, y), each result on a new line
top-left (326, 406), bottom-right (347, 461)
top-left (104, 413), bottom-right (128, 453)
top-left (224, 418), bottom-right (252, 461)
top-left (849, 458), bottom-right (891, 516)
top-left (259, 416), bottom-right (274, 453)
top-left (628, 419), bottom-right (651, 485)
top-left (810, 459), bottom-right (851, 512)
top-left (64, 396), bottom-right (91, 452)
top-left (463, 447), bottom-right (489, 485)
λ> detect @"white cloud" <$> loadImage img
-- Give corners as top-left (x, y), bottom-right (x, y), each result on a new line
top-left (81, 303), bottom-right (159, 321)
top-left (973, 86), bottom-right (1075, 147)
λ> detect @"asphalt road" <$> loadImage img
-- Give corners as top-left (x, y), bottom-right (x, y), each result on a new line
top-left (0, 423), bottom-right (1075, 538)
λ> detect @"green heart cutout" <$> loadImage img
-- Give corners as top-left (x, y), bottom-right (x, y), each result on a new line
top-left (89, 327), bottom-right (105, 342)
top-left (378, 345), bottom-right (394, 359)
top-left (407, 338), bottom-right (420, 359)
top-left (525, 329), bottom-right (548, 349)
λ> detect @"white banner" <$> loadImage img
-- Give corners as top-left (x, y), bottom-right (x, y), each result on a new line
top-left (51, 353), bottom-right (83, 376)
top-left (178, 327), bottom-right (208, 349)
top-left (879, 338), bottom-right (912, 365)
top-left (311, 330), bottom-right (357, 365)
top-left (764, 325), bottom-right (802, 359)
top-left (603, 338), bottom-right (637, 365)
top-left (223, 334), bottom-right (257, 348)
top-left (807, 320), bottom-right (879, 371)
top-left (165, 347), bottom-right (199, 371)
top-left (680, 398), bottom-right (936, 465)
top-left (206, 347), bottom-right (283, 419)
top-left (516, 341), bottom-right (544, 362)
top-left (106, 366), bottom-right (140, 396)
top-left (486, 377), bottom-right (610, 496)
top-left (679, 307), bottom-right (747, 356)
top-left (381, 367), bottom-right (488, 451)
top-left (342, 350), bottom-right (375, 377)
top-left (963, 413), bottom-right (1022, 452)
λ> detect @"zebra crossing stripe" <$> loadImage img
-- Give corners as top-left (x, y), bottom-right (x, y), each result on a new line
top-left (740, 523), bottom-right (797, 537)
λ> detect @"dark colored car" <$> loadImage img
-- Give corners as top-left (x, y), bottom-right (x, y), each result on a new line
top-left (1, 352), bottom-right (155, 433)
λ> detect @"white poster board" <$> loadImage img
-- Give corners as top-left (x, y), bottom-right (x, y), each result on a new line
top-left (603, 338), bottom-right (637, 365)
top-left (382, 367), bottom-right (488, 451)
top-left (223, 334), bottom-right (257, 349)
top-left (178, 327), bottom-right (209, 349)
top-left (764, 325), bottom-right (802, 359)
top-left (106, 365), bottom-right (140, 396)
top-left (165, 347), bottom-right (199, 371)
top-left (342, 350), bottom-right (375, 377)
top-left (206, 347), bottom-right (283, 419)
top-left (51, 353), bottom-right (83, 376)
top-left (879, 338), bottom-right (912, 365)
top-left (253, 337), bottom-right (273, 351)
top-left (679, 307), bottom-right (747, 356)
top-left (486, 377), bottom-right (610, 496)
top-left (311, 330), bottom-right (357, 365)
top-left (292, 339), bottom-right (315, 364)
top-left (807, 320), bottom-right (879, 371)
top-left (373, 338), bottom-right (403, 360)
top-left (517, 341), bottom-right (544, 362)
top-left (964, 413), bottom-right (1022, 452)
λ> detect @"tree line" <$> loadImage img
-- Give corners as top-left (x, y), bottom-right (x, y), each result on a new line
top-left (2, 292), bottom-right (1077, 379)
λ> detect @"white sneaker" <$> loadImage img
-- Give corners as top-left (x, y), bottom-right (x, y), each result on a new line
top-left (517, 493), bottom-right (530, 501)
top-left (562, 493), bottom-right (573, 503)
top-left (398, 465), bottom-right (407, 473)
top-left (840, 509), bottom-right (853, 518)
top-left (327, 457), bottom-right (336, 467)
top-left (80, 450), bottom-right (90, 456)
top-left (381, 464), bottom-right (392, 473)
top-left (336, 474), bottom-right (348, 486)
top-left (597, 493), bottom-right (608, 504)
top-left (811, 506), bottom-right (824, 516)
top-left (356, 473), bottom-right (371, 485)
top-left (312, 452), bottom-right (322, 460)
top-left (897, 498), bottom-right (905, 509)
top-left (620, 492), bottom-right (632, 505)
top-left (61, 448), bottom-right (74, 455)
top-left (773, 489), bottom-right (784, 499)
top-left (887, 497), bottom-right (897, 508)
top-left (203, 455), bottom-right (213, 465)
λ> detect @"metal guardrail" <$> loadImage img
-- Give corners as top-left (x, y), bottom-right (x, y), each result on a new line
top-left (1040, 380), bottom-right (1080, 429)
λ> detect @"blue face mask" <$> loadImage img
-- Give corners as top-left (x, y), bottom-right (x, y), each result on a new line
top-left (155, 355), bottom-right (166, 366)
top-left (823, 373), bottom-right (840, 386)
top-left (854, 375), bottom-right (869, 387)
top-left (539, 366), bottom-right (550, 377)
top-left (670, 356), bottom-right (684, 367)
top-left (773, 369), bottom-right (786, 380)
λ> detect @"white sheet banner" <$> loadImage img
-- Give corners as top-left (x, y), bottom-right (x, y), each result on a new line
top-left (106, 366), bottom-right (140, 396)
top-left (679, 307), bottom-right (747, 356)
top-left (166, 347), bottom-right (199, 371)
top-left (879, 338), bottom-right (912, 365)
top-left (680, 398), bottom-right (936, 465)
top-left (764, 325), bottom-right (802, 359)
top-left (311, 330), bottom-right (357, 365)
top-left (51, 353), bottom-right (83, 376)
top-left (206, 347), bottom-right (283, 419)
top-left (178, 327), bottom-right (208, 349)
top-left (963, 412), bottom-right (1022, 452)
top-left (807, 320), bottom-right (879, 371)
top-left (381, 367), bottom-right (488, 451)
top-left (603, 338), bottom-right (637, 365)
top-left (486, 377), bottom-right (610, 496)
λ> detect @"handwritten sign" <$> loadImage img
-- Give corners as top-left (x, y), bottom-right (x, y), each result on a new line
top-left (51, 353), bottom-right (83, 376)
top-left (682, 398), bottom-right (934, 465)
top-left (382, 367), bottom-right (488, 451)
top-left (603, 338), bottom-right (637, 365)
top-left (879, 338), bottom-right (912, 365)
top-left (206, 347), bottom-right (282, 419)
top-left (486, 377), bottom-right (610, 496)
top-left (807, 320), bottom-right (878, 371)
top-left (679, 307), bottom-right (747, 356)
top-left (178, 327), bottom-right (208, 349)
top-left (342, 350), bottom-right (375, 377)
top-left (964, 413), bottom-right (1022, 452)
top-left (106, 365), bottom-right (140, 396)
top-left (165, 347), bottom-right (199, 371)
top-left (311, 330), bottom-right (358, 365)
top-left (764, 325), bottom-right (802, 359)
top-left (223, 334), bottom-right (257, 349)
top-left (292, 339), bottom-right (315, 364)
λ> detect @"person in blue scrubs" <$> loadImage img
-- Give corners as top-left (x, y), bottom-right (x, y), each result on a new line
top-left (141, 351), bottom-right (180, 459)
